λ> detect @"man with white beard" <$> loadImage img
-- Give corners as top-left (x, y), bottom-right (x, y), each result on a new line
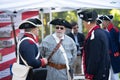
top-left (39, 18), bottom-right (77, 80)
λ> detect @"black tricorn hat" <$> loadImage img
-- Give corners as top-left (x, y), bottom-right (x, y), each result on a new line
top-left (99, 15), bottom-right (113, 21)
top-left (50, 18), bottom-right (72, 29)
top-left (78, 10), bottom-right (98, 22)
top-left (96, 16), bottom-right (103, 25)
top-left (19, 18), bottom-right (42, 29)
top-left (99, 15), bottom-right (104, 20)
top-left (96, 18), bottom-right (103, 25)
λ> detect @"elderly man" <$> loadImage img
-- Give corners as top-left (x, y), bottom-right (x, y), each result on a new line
top-left (39, 18), bottom-right (77, 80)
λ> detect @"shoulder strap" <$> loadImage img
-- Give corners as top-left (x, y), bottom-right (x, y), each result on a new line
top-left (47, 39), bottom-right (62, 61)
top-left (17, 37), bottom-right (39, 66)
top-left (52, 35), bottom-right (71, 80)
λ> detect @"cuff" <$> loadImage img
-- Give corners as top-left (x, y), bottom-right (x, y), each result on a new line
top-left (40, 58), bottom-right (45, 67)
top-left (85, 73), bottom-right (94, 80)
top-left (114, 52), bottom-right (119, 57)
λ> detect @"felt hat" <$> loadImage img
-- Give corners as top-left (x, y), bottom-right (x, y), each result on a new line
top-left (50, 18), bottom-right (72, 29)
top-left (78, 10), bottom-right (98, 22)
top-left (96, 19), bottom-right (103, 25)
top-left (96, 16), bottom-right (103, 25)
top-left (19, 18), bottom-right (42, 29)
top-left (99, 15), bottom-right (113, 21)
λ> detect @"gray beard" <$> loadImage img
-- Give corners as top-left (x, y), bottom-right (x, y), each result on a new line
top-left (56, 32), bottom-right (64, 38)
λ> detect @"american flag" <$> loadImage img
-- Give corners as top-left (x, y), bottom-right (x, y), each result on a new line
top-left (0, 10), bottom-right (39, 80)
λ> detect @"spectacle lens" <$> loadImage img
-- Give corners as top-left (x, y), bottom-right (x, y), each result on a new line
top-left (56, 27), bottom-right (64, 30)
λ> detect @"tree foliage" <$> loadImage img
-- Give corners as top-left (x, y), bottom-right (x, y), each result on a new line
top-left (40, 9), bottom-right (120, 39)
top-left (110, 9), bottom-right (120, 28)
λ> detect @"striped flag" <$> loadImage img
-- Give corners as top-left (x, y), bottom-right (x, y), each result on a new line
top-left (0, 10), bottom-right (39, 80)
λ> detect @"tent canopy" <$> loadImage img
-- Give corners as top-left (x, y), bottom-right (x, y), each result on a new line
top-left (0, 0), bottom-right (120, 12)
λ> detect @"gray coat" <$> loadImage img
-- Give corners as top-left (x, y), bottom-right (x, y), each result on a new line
top-left (39, 34), bottom-right (77, 80)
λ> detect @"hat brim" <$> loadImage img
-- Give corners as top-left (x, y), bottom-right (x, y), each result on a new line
top-left (50, 19), bottom-right (72, 29)
top-left (27, 18), bottom-right (42, 25)
top-left (78, 10), bottom-right (98, 22)
top-left (99, 15), bottom-right (113, 21)
top-left (19, 21), bottom-right (40, 29)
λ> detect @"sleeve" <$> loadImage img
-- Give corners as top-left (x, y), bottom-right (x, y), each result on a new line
top-left (110, 29), bottom-right (119, 54)
top-left (70, 39), bottom-right (77, 66)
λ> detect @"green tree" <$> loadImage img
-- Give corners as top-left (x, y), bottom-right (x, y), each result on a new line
top-left (40, 9), bottom-right (120, 40)
top-left (52, 11), bottom-right (77, 22)
top-left (110, 9), bottom-right (120, 28)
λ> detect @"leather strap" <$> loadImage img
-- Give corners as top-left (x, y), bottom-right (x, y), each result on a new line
top-left (48, 61), bottom-right (66, 70)
top-left (47, 39), bottom-right (62, 61)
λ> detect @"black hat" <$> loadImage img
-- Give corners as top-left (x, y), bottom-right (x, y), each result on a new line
top-left (78, 10), bottom-right (98, 22)
top-left (99, 15), bottom-right (113, 21)
top-left (96, 16), bottom-right (103, 25)
top-left (99, 15), bottom-right (104, 20)
top-left (96, 18), bottom-right (103, 25)
top-left (19, 18), bottom-right (42, 29)
top-left (50, 18), bottom-right (72, 29)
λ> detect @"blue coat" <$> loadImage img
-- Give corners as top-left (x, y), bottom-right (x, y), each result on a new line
top-left (83, 26), bottom-right (110, 80)
top-left (19, 33), bottom-right (42, 80)
top-left (107, 23), bottom-right (120, 73)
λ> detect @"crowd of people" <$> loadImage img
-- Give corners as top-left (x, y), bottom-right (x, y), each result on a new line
top-left (14, 10), bottom-right (120, 80)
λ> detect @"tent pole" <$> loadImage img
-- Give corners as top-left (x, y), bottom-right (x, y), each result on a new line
top-left (50, 8), bottom-right (52, 35)
top-left (77, 9), bottom-right (83, 33)
top-left (40, 9), bottom-right (44, 40)
top-left (77, 15), bottom-right (82, 33)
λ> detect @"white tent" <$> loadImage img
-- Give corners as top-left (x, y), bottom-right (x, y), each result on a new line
top-left (0, 0), bottom-right (120, 12)
top-left (0, 1), bottom-right (120, 80)
top-left (0, 0), bottom-right (120, 38)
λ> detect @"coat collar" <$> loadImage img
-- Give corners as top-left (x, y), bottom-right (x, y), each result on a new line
top-left (24, 32), bottom-right (38, 43)
top-left (86, 25), bottom-right (100, 40)
top-left (107, 23), bottom-right (119, 32)
top-left (107, 23), bottom-right (113, 31)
